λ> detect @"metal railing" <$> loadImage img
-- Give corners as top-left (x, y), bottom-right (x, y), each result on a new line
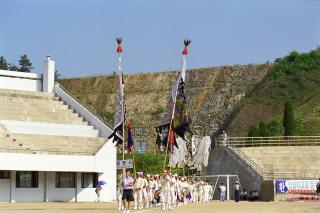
top-left (54, 83), bottom-right (112, 138)
top-left (263, 172), bottom-right (319, 180)
top-left (216, 136), bottom-right (320, 148)
top-left (227, 146), bottom-right (263, 176)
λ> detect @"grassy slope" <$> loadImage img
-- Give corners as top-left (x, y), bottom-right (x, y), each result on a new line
top-left (226, 48), bottom-right (320, 136)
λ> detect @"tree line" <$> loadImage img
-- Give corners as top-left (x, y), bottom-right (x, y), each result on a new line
top-left (248, 101), bottom-right (295, 137)
top-left (0, 54), bottom-right (33, 72)
top-left (0, 54), bottom-right (61, 80)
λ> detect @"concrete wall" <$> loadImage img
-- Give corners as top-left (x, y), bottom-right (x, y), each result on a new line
top-left (261, 180), bottom-right (274, 201)
top-left (0, 153), bottom-right (98, 173)
top-left (96, 139), bottom-right (117, 201)
top-left (0, 171), bottom-right (112, 202)
top-left (0, 70), bottom-right (42, 92)
top-left (206, 147), bottom-right (262, 200)
top-left (0, 179), bottom-right (10, 202)
top-left (0, 138), bottom-right (116, 202)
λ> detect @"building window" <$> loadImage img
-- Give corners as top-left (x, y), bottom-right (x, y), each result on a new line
top-left (81, 173), bottom-right (98, 188)
top-left (55, 172), bottom-right (75, 188)
top-left (16, 171), bottom-right (38, 188)
top-left (0, 171), bottom-right (10, 179)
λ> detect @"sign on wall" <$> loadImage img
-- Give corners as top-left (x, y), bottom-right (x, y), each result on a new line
top-left (117, 159), bottom-right (133, 169)
top-left (276, 179), bottom-right (318, 194)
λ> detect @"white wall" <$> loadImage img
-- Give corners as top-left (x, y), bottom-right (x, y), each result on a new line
top-left (96, 139), bottom-right (117, 201)
top-left (0, 179), bottom-right (10, 202)
top-left (76, 172), bottom-right (97, 202)
top-left (0, 153), bottom-right (99, 173)
top-left (0, 70), bottom-right (42, 92)
top-left (0, 139), bottom-right (116, 202)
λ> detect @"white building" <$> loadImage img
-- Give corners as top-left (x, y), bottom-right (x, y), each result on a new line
top-left (0, 57), bottom-right (116, 202)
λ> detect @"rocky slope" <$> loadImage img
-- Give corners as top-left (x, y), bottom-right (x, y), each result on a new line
top-left (60, 64), bottom-right (271, 151)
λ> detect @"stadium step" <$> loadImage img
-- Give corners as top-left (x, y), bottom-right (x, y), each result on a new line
top-left (0, 133), bottom-right (106, 155)
top-left (238, 146), bottom-right (320, 178)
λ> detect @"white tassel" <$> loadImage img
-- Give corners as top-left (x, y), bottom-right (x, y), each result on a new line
top-left (189, 136), bottom-right (211, 170)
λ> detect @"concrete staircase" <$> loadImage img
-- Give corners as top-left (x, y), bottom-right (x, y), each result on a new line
top-left (0, 133), bottom-right (106, 155)
top-left (0, 89), bottom-right (87, 125)
top-left (239, 146), bottom-right (320, 179)
top-left (0, 120), bottom-right (99, 138)
top-left (0, 89), bottom-right (107, 155)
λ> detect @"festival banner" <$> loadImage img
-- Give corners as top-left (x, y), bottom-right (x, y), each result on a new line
top-left (276, 179), bottom-right (318, 194)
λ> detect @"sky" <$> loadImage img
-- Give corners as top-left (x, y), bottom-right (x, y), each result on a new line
top-left (0, 0), bottom-right (319, 77)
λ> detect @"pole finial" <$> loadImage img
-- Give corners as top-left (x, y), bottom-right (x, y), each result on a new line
top-left (182, 39), bottom-right (191, 55)
top-left (116, 37), bottom-right (123, 53)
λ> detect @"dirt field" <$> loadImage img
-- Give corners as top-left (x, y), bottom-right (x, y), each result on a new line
top-left (0, 201), bottom-right (319, 213)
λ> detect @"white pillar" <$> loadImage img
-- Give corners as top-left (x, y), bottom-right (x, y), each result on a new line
top-left (226, 175), bottom-right (230, 201)
top-left (75, 172), bottom-right (81, 202)
top-left (43, 56), bottom-right (55, 93)
top-left (10, 171), bottom-right (16, 203)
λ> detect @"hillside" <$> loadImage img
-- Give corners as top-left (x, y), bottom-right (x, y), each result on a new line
top-left (226, 48), bottom-right (320, 136)
top-left (60, 64), bottom-right (271, 150)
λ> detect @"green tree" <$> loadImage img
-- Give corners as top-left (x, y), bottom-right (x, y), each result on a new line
top-left (258, 121), bottom-right (269, 137)
top-left (267, 120), bottom-right (283, 136)
top-left (283, 101), bottom-right (295, 136)
top-left (18, 54), bottom-right (33, 72)
top-left (8, 63), bottom-right (19, 71)
top-left (0, 56), bottom-right (8, 70)
top-left (55, 70), bottom-right (61, 81)
top-left (248, 125), bottom-right (259, 137)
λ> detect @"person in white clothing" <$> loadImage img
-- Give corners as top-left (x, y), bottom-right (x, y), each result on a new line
top-left (190, 181), bottom-right (198, 202)
top-left (160, 171), bottom-right (172, 210)
top-left (117, 174), bottom-right (124, 210)
top-left (219, 182), bottom-right (227, 201)
top-left (221, 131), bottom-right (228, 146)
top-left (197, 180), bottom-right (205, 203)
top-left (203, 181), bottom-right (211, 202)
top-left (121, 169), bottom-right (134, 213)
top-left (141, 174), bottom-right (149, 208)
top-left (146, 174), bottom-right (154, 208)
top-left (170, 174), bottom-right (177, 208)
top-left (133, 172), bottom-right (144, 210)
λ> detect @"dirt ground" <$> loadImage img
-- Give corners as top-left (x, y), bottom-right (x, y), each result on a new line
top-left (0, 201), bottom-right (319, 213)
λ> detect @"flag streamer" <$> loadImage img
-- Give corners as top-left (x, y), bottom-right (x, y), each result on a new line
top-left (162, 40), bottom-right (192, 170)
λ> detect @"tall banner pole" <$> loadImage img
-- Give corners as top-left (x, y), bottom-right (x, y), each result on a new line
top-left (163, 40), bottom-right (190, 171)
top-left (163, 102), bottom-right (176, 171)
top-left (116, 38), bottom-right (125, 161)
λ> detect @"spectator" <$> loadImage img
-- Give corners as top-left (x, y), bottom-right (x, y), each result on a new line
top-left (248, 189), bottom-right (260, 201)
top-left (121, 169), bottom-right (134, 213)
top-left (218, 182), bottom-right (227, 201)
top-left (95, 185), bottom-right (102, 202)
top-left (240, 188), bottom-right (248, 200)
top-left (316, 178), bottom-right (320, 193)
top-left (234, 181), bottom-right (240, 202)
top-left (221, 131), bottom-right (228, 146)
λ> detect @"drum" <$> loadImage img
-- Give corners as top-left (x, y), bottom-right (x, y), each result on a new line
top-left (154, 190), bottom-right (161, 200)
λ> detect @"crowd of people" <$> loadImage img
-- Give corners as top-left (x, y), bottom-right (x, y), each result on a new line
top-left (118, 169), bottom-right (214, 213)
